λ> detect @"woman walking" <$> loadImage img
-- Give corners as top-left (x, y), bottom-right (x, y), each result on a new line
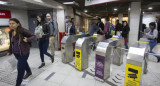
top-left (35, 14), bottom-right (54, 69)
top-left (7, 18), bottom-right (35, 86)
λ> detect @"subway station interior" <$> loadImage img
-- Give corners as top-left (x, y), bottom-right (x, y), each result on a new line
top-left (0, 0), bottom-right (160, 86)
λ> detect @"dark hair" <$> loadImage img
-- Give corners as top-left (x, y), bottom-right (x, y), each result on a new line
top-left (68, 20), bottom-right (73, 24)
top-left (149, 22), bottom-right (156, 29)
top-left (71, 18), bottom-right (74, 21)
top-left (116, 20), bottom-right (119, 23)
top-left (37, 14), bottom-right (45, 26)
top-left (9, 18), bottom-right (23, 39)
top-left (105, 17), bottom-right (110, 21)
top-left (98, 18), bottom-right (101, 21)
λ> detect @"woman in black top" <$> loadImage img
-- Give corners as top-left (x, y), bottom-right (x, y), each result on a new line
top-left (122, 21), bottom-right (130, 49)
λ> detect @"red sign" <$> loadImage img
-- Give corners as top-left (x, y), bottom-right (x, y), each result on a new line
top-left (0, 10), bottom-right (11, 18)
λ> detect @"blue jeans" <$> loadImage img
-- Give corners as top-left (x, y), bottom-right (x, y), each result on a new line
top-left (14, 52), bottom-right (31, 86)
top-left (38, 38), bottom-right (53, 62)
top-left (149, 40), bottom-right (160, 59)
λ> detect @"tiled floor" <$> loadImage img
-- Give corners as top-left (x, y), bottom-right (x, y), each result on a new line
top-left (0, 44), bottom-right (160, 86)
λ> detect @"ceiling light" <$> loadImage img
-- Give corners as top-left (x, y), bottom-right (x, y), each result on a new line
top-left (63, 2), bottom-right (74, 4)
top-left (128, 8), bottom-right (130, 11)
top-left (0, 1), bottom-right (7, 4)
top-left (114, 8), bottom-right (117, 11)
top-left (143, 12), bottom-right (145, 14)
top-left (84, 10), bottom-right (88, 13)
top-left (148, 7), bottom-right (152, 10)
top-left (33, 0), bottom-right (43, 3)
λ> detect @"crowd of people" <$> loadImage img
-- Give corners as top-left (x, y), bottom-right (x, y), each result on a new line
top-left (6, 14), bottom-right (160, 86)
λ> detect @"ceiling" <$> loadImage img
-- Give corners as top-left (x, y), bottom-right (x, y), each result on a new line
top-left (0, 0), bottom-right (51, 10)
top-left (54, 0), bottom-right (160, 17)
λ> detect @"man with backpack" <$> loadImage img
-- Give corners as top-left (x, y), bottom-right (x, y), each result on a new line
top-left (101, 17), bottom-right (115, 39)
top-left (45, 13), bottom-right (58, 58)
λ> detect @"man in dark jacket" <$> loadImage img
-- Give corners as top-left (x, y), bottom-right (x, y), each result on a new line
top-left (155, 17), bottom-right (160, 43)
top-left (96, 18), bottom-right (104, 35)
top-left (115, 20), bottom-right (122, 35)
top-left (46, 13), bottom-right (58, 57)
top-left (66, 21), bottom-right (76, 35)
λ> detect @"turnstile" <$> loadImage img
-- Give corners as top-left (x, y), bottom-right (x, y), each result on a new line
top-left (75, 35), bottom-right (105, 71)
top-left (95, 39), bottom-right (116, 81)
top-left (110, 37), bottom-right (124, 66)
top-left (61, 35), bottom-right (85, 63)
top-left (124, 38), bottom-right (149, 86)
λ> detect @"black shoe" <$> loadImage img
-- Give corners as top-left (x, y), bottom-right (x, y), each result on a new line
top-left (38, 63), bottom-right (45, 69)
top-left (157, 58), bottom-right (160, 63)
top-left (51, 57), bottom-right (54, 63)
top-left (23, 72), bottom-right (32, 79)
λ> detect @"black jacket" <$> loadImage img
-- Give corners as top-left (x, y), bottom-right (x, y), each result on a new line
top-left (42, 23), bottom-right (50, 39)
top-left (122, 25), bottom-right (130, 38)
top-left (115, 23), bottom-right (122, 35)
top-left (96, 22), bottom-right (104, 35)
top-left (67, 25), bottom-right (76, 35)
top-left (156, 21), bottom-right (160, 32)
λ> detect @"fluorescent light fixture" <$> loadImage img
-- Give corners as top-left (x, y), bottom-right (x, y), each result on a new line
top-left (84, 10), bottom-right (88, 13)
top-left (128, 8), bottom-right (130, 11)
top-left (114, 8), bottom-right (117, 11)
top-left (148, 7), bottom-right (152, 10)
top-left (0, 1), bottom-right (7, 4)
top-left (63, 1), bottom-right (74, 4)
top-left (33, 0), bottom-right (43, 3)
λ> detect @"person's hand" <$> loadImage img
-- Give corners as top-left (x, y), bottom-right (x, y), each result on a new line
top-left (38, 34), bottom-right (42, 38)
top-left (6, 52), bottom-right (11, 56)
top-left (50, 36), bottom-right (55, 40)
top-left (23, 37), bottom-right (28, 43)
top-left (65, 33), bottom-right (69, 35)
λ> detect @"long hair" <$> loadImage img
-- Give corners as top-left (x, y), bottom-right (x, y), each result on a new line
top-left (37, 14), bottom-right (45, 26)
top-left (9, 18), bottom-right (23, 39)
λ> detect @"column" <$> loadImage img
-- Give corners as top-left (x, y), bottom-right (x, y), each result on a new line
top-left (118, 13), bottom-right (123, 24)
top-left (129, 2), bottom-right (141, 46)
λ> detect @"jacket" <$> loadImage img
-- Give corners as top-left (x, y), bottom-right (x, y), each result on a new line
top-left (96, 22), bottom-right (104, 35)
top-left (122, 25), bottom-right (130, 38)
top-left (115, 23), bottom-right (122, 35)
top-left (8, 29), bottom-right (35, 56)
top-left (67, 25), bottom-right (76, 35)
top-left (45, 20), bottom-right (58, 37)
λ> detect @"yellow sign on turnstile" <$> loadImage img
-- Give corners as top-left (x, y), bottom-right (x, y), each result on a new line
top-left (75, 49), bottom-right (82, 70)
top-left (124, 63), bottom-right (142, 86)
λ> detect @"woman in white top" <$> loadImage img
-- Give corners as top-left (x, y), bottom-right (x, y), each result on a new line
top-left (145, 22), bottom-right (160, 62)
top-left (35, 14), bottom-right (54, 68)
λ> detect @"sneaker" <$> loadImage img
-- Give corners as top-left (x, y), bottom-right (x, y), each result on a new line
top-left (51, 57), bottom-right (54, 63)
top-left (157, 58), bottom-right (160, 63)
top-left (23, 72), bottom-right (32, 79)
top-left (38, 63), bottom-right (45, 69)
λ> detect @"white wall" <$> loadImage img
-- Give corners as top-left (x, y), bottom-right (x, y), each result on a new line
top-left (64, 6), bottom-right (74, 18)
top-left (143, 12), bottom-right (160, 27)
top-left (0, 7), bottom-right (28, 29)
top-left (57, 9), bottom-right (65, 32)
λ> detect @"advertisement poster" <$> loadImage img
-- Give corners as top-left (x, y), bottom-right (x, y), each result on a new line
top-left (95, 54), bottom-right (105, 80)
top-left (75, 49), bottom-right (82, 70)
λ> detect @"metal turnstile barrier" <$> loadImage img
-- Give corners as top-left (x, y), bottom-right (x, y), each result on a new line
top-left (95, 39), bottom-right (117, 81)
top-left (61, 35), bottom-right (86, 63)
top-left (110, 37), bottom-right (124, 66)
top-left (75, 35), bottom-right (105, 71)
top-left (124, 38), bottom-right (149, 86)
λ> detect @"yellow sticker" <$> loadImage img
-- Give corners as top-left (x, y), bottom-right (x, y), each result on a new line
top-left (75, 49), bottom-right (81, 70)
top-left (136, 41), bottom-right (149, 44)
top-left (110, 37), bottom-right (118, 40)
top-left (124, 63), bottom-right (142, 86)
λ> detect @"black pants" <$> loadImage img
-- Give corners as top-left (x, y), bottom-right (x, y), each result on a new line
top-left (157, 32), bottom-right (160, 43)
top-left (14, 52), bottom-right (31, 86)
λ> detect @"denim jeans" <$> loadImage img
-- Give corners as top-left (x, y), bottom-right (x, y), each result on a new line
top-left (14, 52), bottom-right (31, 86)
top-left (149, 40), bottom-right (160, 59)
top-left (38, 38), bottom-right (53, 62)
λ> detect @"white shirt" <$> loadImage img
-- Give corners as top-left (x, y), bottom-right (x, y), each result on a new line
top-left (146, 28), bottom-right (158, 39)
top-left (67, 25), bottom-right (72, 34)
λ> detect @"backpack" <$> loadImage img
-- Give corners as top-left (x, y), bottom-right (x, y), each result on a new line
top-left (107, 23), bottom-right (115, 36)
top-left (105, 23), bottom-right (115, 39)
